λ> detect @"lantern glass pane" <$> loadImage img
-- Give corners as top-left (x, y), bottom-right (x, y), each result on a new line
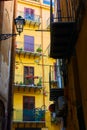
top-left (16, 21), bottom-right (23, 33)
top-left (14, 16), bottom-right (25, 34)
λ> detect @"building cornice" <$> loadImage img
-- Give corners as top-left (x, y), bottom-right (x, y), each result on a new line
top-left (18, 0), bottom-right (50, 10)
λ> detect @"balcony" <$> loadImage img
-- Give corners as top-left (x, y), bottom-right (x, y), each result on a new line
top-left (15, 42), bottom-right (43, 57)
top-left (17, 11), bottom-right (41, 27)
top-left (50, 0), bottom-right (84, 59)
top-left (49, 65), bottom-right (64, 101)
top-left (13, 74), bottom-right (42, 92)
top-left (13, 108), bottom-right (45, 123)
top-left (50, 22), bottom-right (77, 59)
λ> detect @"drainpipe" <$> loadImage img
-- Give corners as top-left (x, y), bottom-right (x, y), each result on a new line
top-left (39, 2), bottom-right (45, 125)
top-left (6, 0), bottom-right (17, 130)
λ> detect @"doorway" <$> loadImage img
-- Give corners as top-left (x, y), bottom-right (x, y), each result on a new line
top-left (23, 96), bottom-right (35, 121)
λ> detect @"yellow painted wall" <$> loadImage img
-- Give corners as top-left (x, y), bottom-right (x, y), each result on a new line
top-left (13, 0), bottom-right (61, 130)
top-left (13, 54), bottom-right (60, 129)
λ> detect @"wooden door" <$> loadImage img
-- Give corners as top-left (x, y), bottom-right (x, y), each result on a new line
top-left (23, 96), bottom-right (35, 121)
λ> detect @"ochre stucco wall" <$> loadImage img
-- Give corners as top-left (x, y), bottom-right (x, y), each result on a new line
top-left (76, 7), bottom-right (87, 129)
top-left (66, 4), bottom-right (87, 130)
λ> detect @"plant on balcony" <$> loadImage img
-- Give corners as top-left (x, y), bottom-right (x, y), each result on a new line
top-left (36, 47), bottom-right (42, 53)
top-left (19, 81), bottom-right (24, 85)
top-left (37, 77), bottom-right (42, 86)
top-left (25, 78), bottom-right (34, 86)
top-left (34, 107), bottom-right (45, 121)
top-left (19, 48), bottom-right (23, 51)
top-left (19, 81), bottom-right (22, 85)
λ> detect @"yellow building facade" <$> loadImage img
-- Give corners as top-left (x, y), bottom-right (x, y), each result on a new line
top-left (12, 0), bottom-right (61, 130)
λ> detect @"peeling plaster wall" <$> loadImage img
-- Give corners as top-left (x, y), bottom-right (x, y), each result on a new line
top-left (0, 1), bottom-right (14, 107)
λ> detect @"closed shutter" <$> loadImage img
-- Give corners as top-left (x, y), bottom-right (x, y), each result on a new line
top-left (24, 8), bottom-right (34, 21)
top-left (24, 35), bottom-right (34, 52)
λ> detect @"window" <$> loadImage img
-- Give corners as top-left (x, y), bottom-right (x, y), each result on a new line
top-left (54, 62), bottom-right (64, 88)
top-left (24, 35), bottom-right (34, 52)
top-left (24, 66), bottom-right (34, 85)
top-left (23, 96), bottom-right (35, 109)
top-left (24, 8), bottom-right (34, 21)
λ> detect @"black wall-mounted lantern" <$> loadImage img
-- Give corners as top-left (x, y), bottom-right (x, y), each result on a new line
top-left (14, 16), bottom-right (25, 35)
top-left (0, 16), bottom-right (25, 41)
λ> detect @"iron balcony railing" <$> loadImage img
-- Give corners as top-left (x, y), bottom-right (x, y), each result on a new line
top-left (14, 74), bottom-right (42, 88)
top-left (50, 0), bottom-right (85, 59)
top-left (17, 11), bottom-right (41, 24)
top-left (15, 41), bottom-right (42, 53)
top-left (49, 65), bottom-right (64, 89)
top-left (51, 0), bottom-right (84, 23)
top-left (13, 108), bottom-right (45, 122)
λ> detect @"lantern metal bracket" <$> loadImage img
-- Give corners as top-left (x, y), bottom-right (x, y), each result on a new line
top-left (0, 34), bottom-right (18, 41)
top-left (0, 15), bottom-right (25, 41)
